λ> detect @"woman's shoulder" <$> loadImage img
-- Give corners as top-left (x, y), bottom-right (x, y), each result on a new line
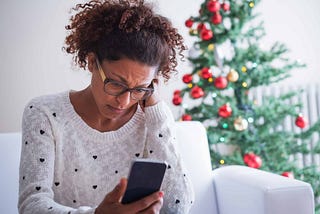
top-left (24, 91), bottom-right (70, 112)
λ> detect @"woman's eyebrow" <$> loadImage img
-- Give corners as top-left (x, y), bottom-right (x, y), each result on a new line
top-left (109, 71), bottom-right (128, 84)
top-left (108, 70), bottom-right (151, 88)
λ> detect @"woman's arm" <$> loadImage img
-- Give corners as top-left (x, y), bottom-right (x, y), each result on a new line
top-left (143, 101), bottom-right (195, 214)
top-left (18, 100), bottom-right (96, 214)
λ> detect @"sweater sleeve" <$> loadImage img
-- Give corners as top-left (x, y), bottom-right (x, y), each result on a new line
top-left (18, 101), bottom-right (96, 214)
top-left (143, 101), bottom-right (195, 214)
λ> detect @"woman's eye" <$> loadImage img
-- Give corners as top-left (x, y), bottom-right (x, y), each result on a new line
top-left (134, 88), bottom-right (147, 93)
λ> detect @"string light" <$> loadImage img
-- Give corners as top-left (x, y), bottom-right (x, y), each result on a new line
top-left (241, 66), bottom-right (247, 73)
top-left (220, 159), bottom-right (225, 165)
top-left (249, 1), bottom-right (255, 8)
top-left (242, 82), bottom-right (248, 87)
top-left (222, 123), bottom-right (228, 129)
top-left (187, 83), bottom-right (193, 88)
top-left (219, 137), bottom-right (225, 142)
top-left (248, 117), bottom-right (254, 123)
top-left (208, 77), bottom-right (213, 82)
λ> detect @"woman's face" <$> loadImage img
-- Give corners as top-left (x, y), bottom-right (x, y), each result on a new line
top-left (89, 56), bottom-right (157, 120)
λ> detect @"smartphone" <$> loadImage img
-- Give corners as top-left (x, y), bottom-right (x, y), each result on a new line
top-left (121, 159), bottom-right (167, 204)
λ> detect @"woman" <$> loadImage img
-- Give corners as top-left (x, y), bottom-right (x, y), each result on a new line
top-left (18, 0), bottom-right (194, 213)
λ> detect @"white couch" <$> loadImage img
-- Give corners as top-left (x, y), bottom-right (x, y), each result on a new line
top-left (0, 121), bottom-right (315, 214)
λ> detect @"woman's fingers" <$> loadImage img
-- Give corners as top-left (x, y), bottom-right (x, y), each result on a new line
top-left (127, 191), bottom-right (164, 213)
top-left (104, 178), bottom-right (128, 203)
top-left (138, 195), bottom-right (164, 214)
top-left (96, 182), bottom-right (164, 214)
top-left (143, 79), bottom-right (161, 107)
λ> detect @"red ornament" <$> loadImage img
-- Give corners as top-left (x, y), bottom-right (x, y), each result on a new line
top-left (185, 19), bottom-right (194, 28)
top-left (173, 90), bottom-right (181, 97)
top-left (211, 12), bottom-right (222, 25)
top-left (200, 29), bottom-right (214, 41)
top-left (218, 103), bottom-right (232, 118)
top-left (190, 86), bottom-right (204, 99)
top-left (295, 114), bottom-right (308, 128)
top-left (182, 74), bottom-right (193, 83)
top-left (172, 96), bottom-right (182, 106)
top-left (197, 23), bottom-right (207, 31)
top-left (221, 2), bottom-right (230, 11)
top-left (281, 171), bottom-right (294, 179)
top-left (214, 76), bottom-right (228, 89)
top-left (182, 114), bottom-right (192, 121)
top-left (207, 0), bottom-right (221, 13)
top-left (243, 153), bottom-right (262, 169)
top-left (200, 67), bottom-right (213, 79)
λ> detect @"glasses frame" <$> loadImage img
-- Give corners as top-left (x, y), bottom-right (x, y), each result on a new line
top-left (95, 58), bottom-right (154, 101)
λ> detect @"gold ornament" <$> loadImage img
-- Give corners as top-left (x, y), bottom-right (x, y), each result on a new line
top-left (208, 77), bottom-right (213, 82)
top-left (234, 117), bottom-right (248, 131)
top-left (227, 69), bottom-right (239, 82)
top-left (189, 29), bottom-right (198, 35)
top-left (241, 66), bottom-right (247, 73)
top-left (208, 44), bottom-right (215, 51)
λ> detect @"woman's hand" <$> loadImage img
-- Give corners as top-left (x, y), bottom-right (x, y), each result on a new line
top-left (140, 79), bottom-right (161, 111)
top-left (95, 178), bottom-right (164, 214)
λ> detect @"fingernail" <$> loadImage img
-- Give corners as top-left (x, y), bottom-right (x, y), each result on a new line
top-left (158, 191), bottom-right (164, 198)
top-left (120, 177), bottom-right (126, 184)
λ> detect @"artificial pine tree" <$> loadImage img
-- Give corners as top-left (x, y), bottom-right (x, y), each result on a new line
top-left (173, 0), bottom-right (320, 211)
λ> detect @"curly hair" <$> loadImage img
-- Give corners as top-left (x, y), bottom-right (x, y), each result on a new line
top-left (64, 0), bottom-right (186, 81)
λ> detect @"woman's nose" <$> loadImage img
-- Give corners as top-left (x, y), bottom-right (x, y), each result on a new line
top-left (116, 91), bottom-right (131, 107)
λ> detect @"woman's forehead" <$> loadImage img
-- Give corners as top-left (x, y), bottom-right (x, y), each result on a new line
top-left (101, 58), bottom-right (157, 86)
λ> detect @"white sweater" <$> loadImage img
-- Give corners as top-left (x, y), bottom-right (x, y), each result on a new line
top-left (18, 91), bottom-right (194, 214)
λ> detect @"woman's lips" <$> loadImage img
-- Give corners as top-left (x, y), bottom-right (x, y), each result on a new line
top-left (107, 105), bottom-right (125, 114)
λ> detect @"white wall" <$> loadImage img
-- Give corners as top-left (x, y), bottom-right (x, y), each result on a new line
top-left (1, 0), bottom-right (320, 132)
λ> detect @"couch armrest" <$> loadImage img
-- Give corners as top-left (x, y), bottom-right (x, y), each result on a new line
top-left (212, 165), bottom-right (314, 214)
top-left (175, 121), bottom-right (219, 214)
top-left (0, 133), bottom-right (21, 214)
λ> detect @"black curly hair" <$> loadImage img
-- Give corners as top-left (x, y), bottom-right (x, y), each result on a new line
top-left (64, 0), bottom-right (186, 81)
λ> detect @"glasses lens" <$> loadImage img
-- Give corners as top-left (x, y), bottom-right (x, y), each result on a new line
top-left (131, 88), bottom-right (153, 100)
top-left (104, 81), bottom-right (127, 96)
top-left (104, 81), bottom-right (154, 100)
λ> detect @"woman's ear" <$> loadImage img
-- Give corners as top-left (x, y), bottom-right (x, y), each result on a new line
top-left (87, 52), bottom-right (96, 73)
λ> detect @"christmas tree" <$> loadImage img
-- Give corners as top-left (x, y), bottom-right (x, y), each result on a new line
top-left (173, 0), bottom-right (320, 211)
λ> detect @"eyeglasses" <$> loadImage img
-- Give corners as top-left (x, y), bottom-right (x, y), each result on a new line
top-left (95, 58), bottom-right (154, 101)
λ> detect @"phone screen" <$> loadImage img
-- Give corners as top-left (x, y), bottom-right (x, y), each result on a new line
top-left (121, 159), bottom-right (167, 204)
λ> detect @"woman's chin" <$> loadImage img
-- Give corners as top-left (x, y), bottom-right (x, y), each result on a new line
top-left (102, 104), bottom-right (136, 120)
